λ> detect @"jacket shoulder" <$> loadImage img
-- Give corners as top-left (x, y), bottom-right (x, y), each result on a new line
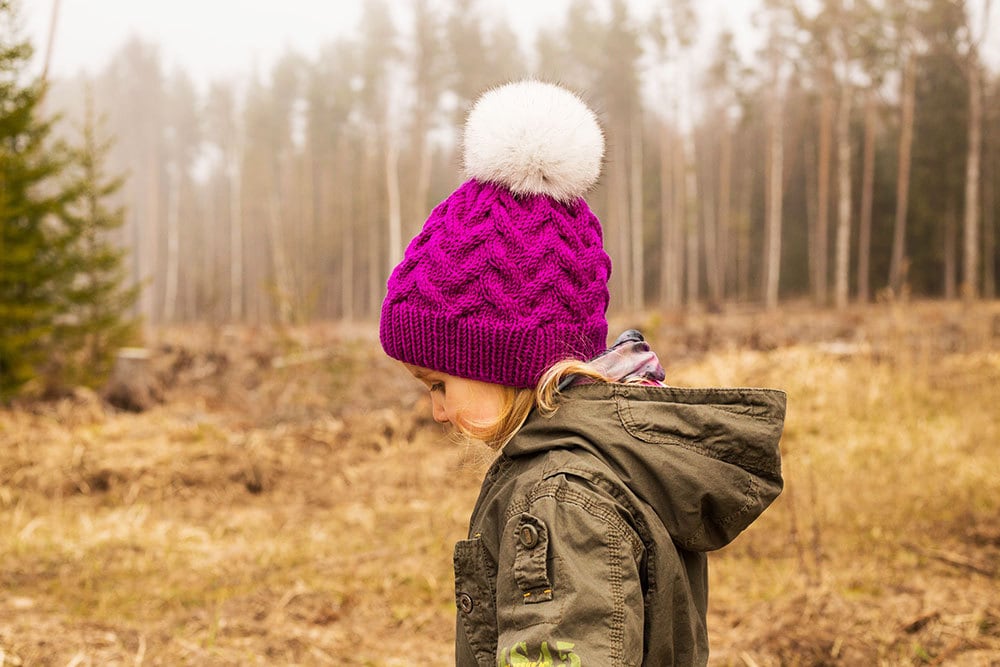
top-left (482, 447), bottom-right (645, 543)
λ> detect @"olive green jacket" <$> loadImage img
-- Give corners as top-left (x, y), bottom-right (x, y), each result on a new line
top-left (453, 383), bottom-right (786, 666)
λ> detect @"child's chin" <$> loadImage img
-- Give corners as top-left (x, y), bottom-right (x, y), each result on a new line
top-left (451, 424), bottom-right (499, 448)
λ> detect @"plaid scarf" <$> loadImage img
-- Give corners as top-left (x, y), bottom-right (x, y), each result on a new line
top-left (559, 330), bottom-right (666, 390)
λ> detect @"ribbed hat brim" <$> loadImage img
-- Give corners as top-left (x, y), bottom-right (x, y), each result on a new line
top-left (380, 301), bottom-right (607, 389)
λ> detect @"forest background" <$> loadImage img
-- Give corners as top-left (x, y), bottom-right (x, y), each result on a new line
top-left (25, 0), bottom-right (1000, 326)
top-left (3, 0), bottom-right (1000, 664)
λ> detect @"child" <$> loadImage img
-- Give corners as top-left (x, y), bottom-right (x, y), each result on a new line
top-left (379, 81), bottom-right (785, 666)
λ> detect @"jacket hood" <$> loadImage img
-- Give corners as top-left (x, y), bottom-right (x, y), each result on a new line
top-left (504, 383), bottom-right (786, 552)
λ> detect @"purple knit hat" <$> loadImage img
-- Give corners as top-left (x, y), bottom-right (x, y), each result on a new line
top-left (379, 81), bottom-right (611, 388)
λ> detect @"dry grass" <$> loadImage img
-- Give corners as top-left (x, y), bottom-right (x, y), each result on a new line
top-left (1, 301), bottom-right (999, 666)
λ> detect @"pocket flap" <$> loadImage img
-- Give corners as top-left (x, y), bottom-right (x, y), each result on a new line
top-left (513, 513), bottom-right (553, 604)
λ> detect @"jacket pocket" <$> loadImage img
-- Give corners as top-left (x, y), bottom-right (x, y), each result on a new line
top-left (454, 537), bottom-right (498, 667)
top-left (496, 513), bottom-right (568, 631)
top-left (512, 513), bottom-right (553, 604)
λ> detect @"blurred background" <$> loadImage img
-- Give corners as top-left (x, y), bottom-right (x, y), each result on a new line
top-left (3, 0), bottom-right (1000, 665)
top-left (15, 0), bottom-right (1000, 330)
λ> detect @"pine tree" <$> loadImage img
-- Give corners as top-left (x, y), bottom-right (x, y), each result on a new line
top-left (0, 2), bottom-right (76, 400)
top-left (1, 2), bottom-right (137, 400)
top-left (45, 88), bottom-right (138, 392)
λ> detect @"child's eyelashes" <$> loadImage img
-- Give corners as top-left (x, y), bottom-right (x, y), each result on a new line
top-left (429, 382), bottom-right (445, 394)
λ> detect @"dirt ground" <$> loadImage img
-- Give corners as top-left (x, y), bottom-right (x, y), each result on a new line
top-left (1, 300), bottom-right (999, 666)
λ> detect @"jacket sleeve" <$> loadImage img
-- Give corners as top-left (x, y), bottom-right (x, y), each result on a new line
top-left (493, 474), bottom-right (645, 667)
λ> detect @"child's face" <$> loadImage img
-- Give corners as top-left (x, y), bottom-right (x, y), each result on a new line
top-left (405, 364), bottom-right (506, 436)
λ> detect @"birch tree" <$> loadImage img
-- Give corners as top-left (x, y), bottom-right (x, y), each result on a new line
top-left (96, 39), bottom-right (164, 326)
top-left (306, 39), bottom-right (358, 319)
top-left (649, 0), bottom-right (696, 308)
top-left (855, 0), bottom-right (891, 303)
top-left (760, 0), bottom-right (797, 308)
top-left (357, 1), bottom-right (399, 317)
top-left (602, 0), bottom-right (643, 310)
top-left (957, 0), bottom-right (993, 300)
top-left (832, 0), bottom-right (854, 309)
top-left (161, 71), bottom-right (199, 322)
top-left (409, 0), bottom-right (446, 243)
top-left (268, 55), bottom-right (303, 323)
top-left (206, 82), bottom-right (244, 321)
top-left (888, 1), bottom-right (920, 294)
top-left (703, 30), bottom-right (742, 306)
top-left (812, 27), bottom-right (836, 304)
top-left (984, 76), bottom-right (998, 298)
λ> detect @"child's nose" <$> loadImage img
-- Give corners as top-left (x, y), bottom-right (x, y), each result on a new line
top-left (430, 395), bottom-right (449, 424)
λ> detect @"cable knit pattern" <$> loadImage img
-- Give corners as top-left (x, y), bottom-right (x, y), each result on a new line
top-left (380, 179), bottom-right (611, 388)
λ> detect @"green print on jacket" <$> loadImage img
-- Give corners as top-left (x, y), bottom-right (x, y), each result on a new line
top-left (498, 640), bottom-right (581, 667)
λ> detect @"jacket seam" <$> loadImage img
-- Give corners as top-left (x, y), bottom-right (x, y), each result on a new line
top-left (608, 524), bottom-right (626, 665)
top-left (614, 394), bottom-right (780, 479)
top-left (542, 463), bottom-right (655, 591)
top-left (607, 384), bottom-right (784, 421)
top-left (721, 473), bottom-right (759, 527)
top-left (505, 482), bottom-right (641, 552)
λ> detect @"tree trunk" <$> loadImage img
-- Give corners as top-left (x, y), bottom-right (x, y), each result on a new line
top-left (962, 57), bottom-right (982, 301)
top-left (298, 142), bottom-right (315, 318)
top-left (319, 156), bottom-right (334, 318)
top-left (140, 144), bottom-right (159, 326)
top-left (945, 202), bottom-right (957, 299)
top-left (413, 126), bottom-right (432, 241)
top-left (716, 117), bottom-right (732, 304)
top-left (834, 82), bottom-right (852, 309)
top-left (764, 85), bottom-right (784, 309)
top-left (738, 157), bottom-right (753, 302)
top-left (684, 132), bottom-right (699, 307)
top-left (700, 129), bottom-right (720, 307)
top-left (267, 167), bottom-right (293, 325)
top-left (804, 134), bottom-right (818, 294)
top-left (857, 88), bottom-right (877, 303)
top-left (181, 184), bottom-right (197, 321)
top-left (41, 0), bottom-right (61, 84)
top-left (815, 73), bottom-right (834, 305)
top-left (671, 125), bottom-right (686, 306)
top-left (368, 137), bottom-right (383, 318)
top-left (629, 119), bottom-right (644, 310)
top-left (890, 52), bottom-right (916, 295)
top-left (355, 130), bottom-right (376, 321)
top-left (200, 171), bottom-right (216, 322)
top-left (163, 161), bottom-right (180, 322)
top-left (103, 348), bottom-right (161, 413)
top-left (386, 130), bottom-right (402, 271)
top-left (984, 111), bottom-right (996, 298)
top-left (610, 129), bottom-right (632, 309)
top-left (309, 141), bottom-right (324, 318)
top-left (228, 139), bottom-right (244, 321)
top-left (340, 135), bottom-right (355, 321)
top-left (658, 121), bottom-right (674, 306)
top-left (247, 168), bottom-right (266, 324)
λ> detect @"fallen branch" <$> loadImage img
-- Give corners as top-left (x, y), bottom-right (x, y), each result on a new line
top-left (903, 542), bottom-right (997, 578)
top-left (901, 610), bottom-right (940, 634)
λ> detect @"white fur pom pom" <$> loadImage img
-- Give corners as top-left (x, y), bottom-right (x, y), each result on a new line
top-left (463, 81), bottom-right (604, 201)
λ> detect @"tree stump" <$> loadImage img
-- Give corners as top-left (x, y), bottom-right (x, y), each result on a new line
top-left (103, 347), bottom-right (161, 412)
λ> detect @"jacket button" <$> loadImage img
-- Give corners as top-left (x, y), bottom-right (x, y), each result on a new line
top-left (457, 592), bottom-right (474, 613)
top-left (518, 524), bottom-right (539, 548)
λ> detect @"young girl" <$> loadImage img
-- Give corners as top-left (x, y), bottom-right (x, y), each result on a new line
top-left (380, 81), bottom-right (786, 666)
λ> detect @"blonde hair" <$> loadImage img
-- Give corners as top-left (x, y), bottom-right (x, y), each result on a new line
top-left (459, 358), bottom-right (612, 450)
